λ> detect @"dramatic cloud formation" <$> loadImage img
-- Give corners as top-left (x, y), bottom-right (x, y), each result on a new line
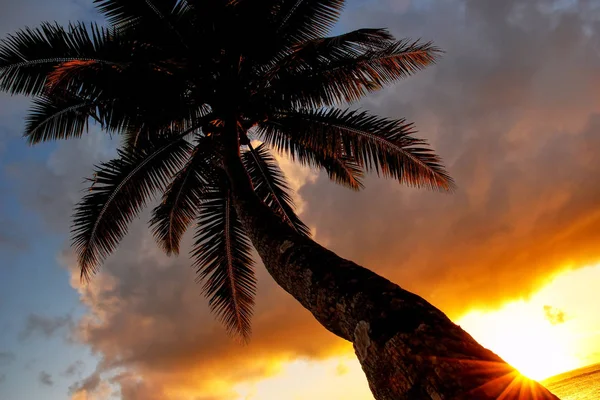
top-left (544, 305), bottom-right (567, 325)
top-left (19, 314), bottom-right (74, 341)
top-left (39, 371), bottom-right (54, 386)
top-left (302, 0), bottom-right (600, 315)
top-left (62, 227), bottom-right (346, 399)
top-left (7, 0), bottom-right (600, 398)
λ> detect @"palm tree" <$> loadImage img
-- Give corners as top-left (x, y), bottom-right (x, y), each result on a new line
top-left (0, 1), bottom-right (559, 398)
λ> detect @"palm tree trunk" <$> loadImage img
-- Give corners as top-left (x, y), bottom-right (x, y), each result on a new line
top-left (220, 133), bottom-right (559, 400)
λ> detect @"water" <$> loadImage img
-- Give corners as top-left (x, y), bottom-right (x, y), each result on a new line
top-left (543, 363), bottom-right (600, 399)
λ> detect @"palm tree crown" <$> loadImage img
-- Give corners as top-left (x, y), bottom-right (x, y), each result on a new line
top-left (0, 0), bottom-right (453, 340)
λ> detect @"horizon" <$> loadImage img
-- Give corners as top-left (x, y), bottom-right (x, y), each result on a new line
top-left (544, 362), bottom-right (600, 383)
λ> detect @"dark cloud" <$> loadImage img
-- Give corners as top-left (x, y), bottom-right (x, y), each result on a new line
top-left (0, 351), bottom-right (15, 366)
top-left (38, 371), bottom-right (54, 386)
top-left (298, 0), bottom-right (600, 316)
top-left (544, 305), bottom-right (567, 325)
top-left (0, 374), bottom-right (5, 385)
top-left (19, 314), bottom-right (74, 341)
top-left (63, 360), bottom-right (84, 378)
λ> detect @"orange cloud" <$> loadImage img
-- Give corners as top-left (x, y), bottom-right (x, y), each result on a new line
top-left (63, 225), bottom-right (350, 399)
top-left (543, 305), bottom-right (567, 326)
top-left (299, 0), bottom-right (600, 318)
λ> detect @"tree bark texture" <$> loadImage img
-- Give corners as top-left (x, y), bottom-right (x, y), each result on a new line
top-left (220, 130), bottom-right (560, 399)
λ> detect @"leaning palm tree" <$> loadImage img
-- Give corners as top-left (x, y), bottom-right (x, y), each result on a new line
top-left (0, 1), bottom-right (558, 399)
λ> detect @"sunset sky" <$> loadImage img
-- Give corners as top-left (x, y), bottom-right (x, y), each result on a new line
top-left (1, 0), bottom-right (600, 399)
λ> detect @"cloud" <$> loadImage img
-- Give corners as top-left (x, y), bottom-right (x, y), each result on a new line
top-left (5, 132), bottom-right (115, 233)
top-left (63, 360), bottom-right (85, 378)
top-left (19, 314), bottom-right (74, 341)
top-left (69, 370), bottom-right (101, 396)
top-left (298, 0), bottom-right (600, 316)
top-left (38, 371), bottom-right (54, 386)
top-left (70, 381), bottom-right (113, 400)
top-left (0, 351), bottom-right (15, 366)
top-left (62, 227), bottom-right (346, 400)
top-left (544, 305), bottom-right (567, 325)
top-left (0, 374), bottom-right (5, 385)
top-left (11, 124), bottom-right (342, 400)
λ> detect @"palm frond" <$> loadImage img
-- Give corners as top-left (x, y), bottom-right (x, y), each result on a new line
top-left (192, 183), bottom-right (256, 341)
top-left (24, 94), bottom-right (99, 144)
top-left (242, 143), bottom-right (311, 236)
top-left (72, 132), bottom-right (192, 280)
top-left (44, 60), bottom-right (199, 139)
top-left (0, 22), bottom-right (127, 96)
top-left (121, 105), bottom-right (212, 149)
top-left (262, 28), bottom-right (394, 78)
top-left (275, 0), bottom-right (345, 44)
top-left (252, 122), bottom-right (364, 190)
top-left (265, 39), bottom-right (441, 108)
top-left (43, 77), bottom-right (192, 142)
top-left (318, 154), bottom-right (364, 190)
top-left (94, 0), bottom-right (180, 28)
top-left (257, 108), bottom-right (454, 190)
top-left (94, 0), bottom-right (194, 49)
top-left (150, 137), bottom-right (216, 255)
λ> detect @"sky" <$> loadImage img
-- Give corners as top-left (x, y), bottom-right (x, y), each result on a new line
top-left (1, 0), bottom-right (600, 399)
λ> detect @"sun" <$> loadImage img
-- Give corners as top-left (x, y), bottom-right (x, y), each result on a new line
top-left (457, 300), bottom-right (580, 381)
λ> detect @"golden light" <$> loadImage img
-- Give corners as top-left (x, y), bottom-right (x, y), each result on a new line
top-left (228, 265), bottom-right (600, 399)
top-left (457, 300), bottom-right (580, 380)
top-left (455, 264), bottom-right (600, 381)
top-left (233, 356), bottom-right (372, 400)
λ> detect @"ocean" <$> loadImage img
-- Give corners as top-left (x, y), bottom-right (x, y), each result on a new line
top-left (543, 363), bottom-right (600, 399)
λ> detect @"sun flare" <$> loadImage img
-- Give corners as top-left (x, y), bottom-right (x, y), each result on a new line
top-left (453, 265), bottom-right (600, 381)
top-left (457, 301), bottom-right (580, 380)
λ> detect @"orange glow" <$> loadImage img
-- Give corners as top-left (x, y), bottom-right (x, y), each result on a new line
top-left (457, 264), bottom-right (600, 381)
top-left (457, 301), bottom-right (579, 380)
top-left (225, 264), bottom-right (600, 399)
top-left (232, 356), bottom-right (373, 400)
